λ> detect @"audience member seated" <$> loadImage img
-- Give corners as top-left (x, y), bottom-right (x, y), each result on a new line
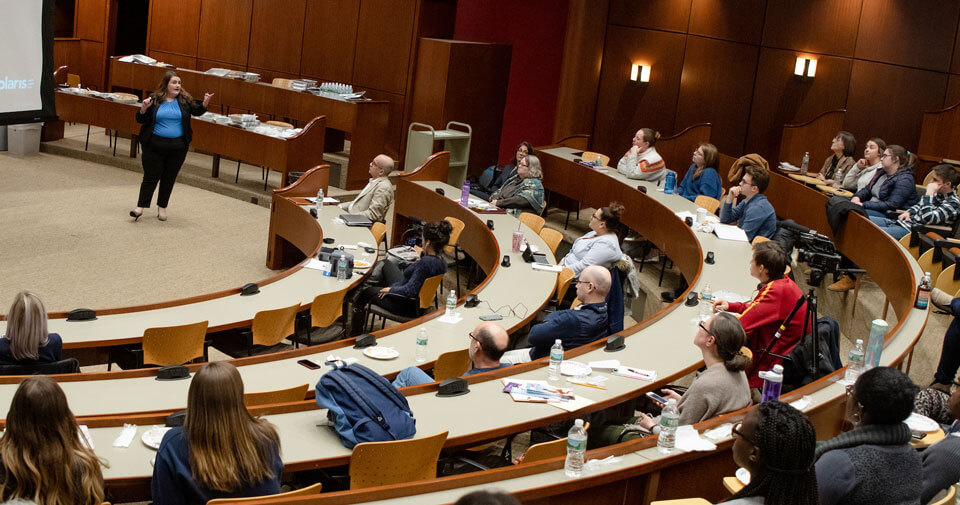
top-left (725, 401), bottom-right (820, 505)
top-left (677, 142), bottom-right (722, 202)
top-left (0, 291), bottom-right (62, 364)
top-left (816, 131), bottom-right (856, 188)
top-left (392, 321), bottom-right (511, 388)
top-left (928, 296), bottom-right (960, 394)
top-left (351, 220), bottom-right (451, 332)
top-left (471, 141), bottom-right (533, 201)
top-left (712, 241), bottom-right (806, 389)
top-left (500, 265), bottom-right (611, 364)
top-left (598, 313), bottom-right (752, 442)
top-left (617, 128), bottom-right (666, 182)
top-left (560, 201), bottom-right (624, 276)
top-left (851, 144), bottom-right (920, 214)
top-left (868, 163), bottom-right (960, 240)
top-left (815, 367), bottom-right (921, 505)
top-left (720, 164), bottom-right (777, 242)
top-left (841, 137), bottom-right (886, 192)
top-left (490, 154), bottom-right (545, 217)
top-left (153, 361), bottom-right (283, 505)
top-left (0, 376), bottom-right (106, 505)
top-left (919, 383), bottom-right (960, 504)
top-left (338, 154), bottom-right (395, 223)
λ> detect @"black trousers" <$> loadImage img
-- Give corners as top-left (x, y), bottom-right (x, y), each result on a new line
top-left (138, 136), bottom-right (188, 208)
top-left (351, 261), bottom-right (412, 333)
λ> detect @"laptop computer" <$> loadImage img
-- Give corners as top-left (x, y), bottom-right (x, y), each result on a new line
top-left (339, 214), bottom-right (374, 227)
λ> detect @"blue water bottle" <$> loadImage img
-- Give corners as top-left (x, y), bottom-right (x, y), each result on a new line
top-left (664, 171), bottom-right (676, 195)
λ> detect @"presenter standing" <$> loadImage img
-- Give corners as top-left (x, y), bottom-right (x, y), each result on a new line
top-left (130, 71), bottom-right (213, 221)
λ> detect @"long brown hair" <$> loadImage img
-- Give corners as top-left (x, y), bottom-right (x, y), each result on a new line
top-left (4, 291), bottom-right (50, 361)
top-left (151, 70), bottom-right (194, 104)
top-left (186, 362), bottom-right (280, 492)
top-left (709, 312), bottom-right (752, 372)
top-left (0, 377), bottom-right (106, 505)
top-left (693, 142), bottom-right (719, 179)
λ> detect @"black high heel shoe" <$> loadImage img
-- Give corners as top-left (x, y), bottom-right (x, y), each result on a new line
top-left (130, 209), bottom-right (143, 221)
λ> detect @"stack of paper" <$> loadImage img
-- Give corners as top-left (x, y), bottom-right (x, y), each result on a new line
top-left (713, 224), bottom-right (749, 242)
top-left (500, 378), bottom-right (594, 412)
top-left (674, 425), bottom-right (717, 452)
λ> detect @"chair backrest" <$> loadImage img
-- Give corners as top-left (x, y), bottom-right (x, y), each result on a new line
top-left (311, 290), bottom-right (346, 328)
top-left (370, 222), bottom-right (387, 252)
top-left (900, 233), bottom-right (920, 259)
top-left (142, 321), bottom-right (209, 367)
top-left (929, 484), bottom-right (957, 505)
top-left (751, 235), bottom-right (771, 245)
top-left (207, 482), bottom-right (323, 504)
top-left (244, 383), bottom-right (309, 407)
top-left (419, 274), bottom-right (445, 310)
top-left (443, 216), bottom-right (465, 255)
top-left (519, 212), bottom-right (546, 234)
top-left (67, 73), bottom-right (81, 88)
top-left (694, 195), bottom-right (721, 215)
top-left (581, 151), bottom-right (611, 166)
top-left (266, 120), bottom-right (293, 129)
top-left (523, 421), bottom-right (590, 463)
top-left (650, 499), bottom-right (712, 505)
top-left (539, 227), bottom-right (564, 255)
top-left (434, 349), bottom-right (470, 381)
top-left (556, 267), bottom-right (575, 304)
top-left (252, 304), bottom-right (300, 347)
top-left (935, 264), bottom-right (960, 299)
top-left (0, 358), bottom-right (80, 376)
top-left (271, 78), bottom-right (294, 89)
top-left (570, 298), bottom-right (582, 309)
top-left (349, 431), bottom-right (448, 489)
top-left (918, 248), bottom-right (944, 281)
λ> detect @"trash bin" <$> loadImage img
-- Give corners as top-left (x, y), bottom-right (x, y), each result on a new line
top-left (0, 125), bottom-right (7, 151)
top-left (8, 123), bottom-right (42, 157)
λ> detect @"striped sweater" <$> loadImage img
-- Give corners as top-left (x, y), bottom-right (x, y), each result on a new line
top-left (617, 146), bottom-right (666, 182)
top-left (896, 190), bottom-right (960, 231)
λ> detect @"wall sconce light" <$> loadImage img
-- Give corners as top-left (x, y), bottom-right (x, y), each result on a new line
top-left (630, 63), bottom-right (650, 83)
top-left (794, 57), bottom-right (816, 78)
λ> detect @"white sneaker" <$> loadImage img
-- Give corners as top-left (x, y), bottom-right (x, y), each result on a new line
top-left (932, 288), bottom-right (955, 311)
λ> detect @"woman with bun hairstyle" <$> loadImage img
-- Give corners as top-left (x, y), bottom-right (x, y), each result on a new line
top-left (131, 70), bottom-right (214, 222)
top-left (617, 128), bottom-right (666, 182)
top-left (0, 376), bottom-right (107, 505)
top-left (560, 202), bottom-right (625, 276)
top-left (677, 142), bottom-right (722, 201)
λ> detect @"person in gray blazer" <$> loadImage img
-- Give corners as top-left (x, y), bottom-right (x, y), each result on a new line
top-left (340, 154), bottom-right (395, 222)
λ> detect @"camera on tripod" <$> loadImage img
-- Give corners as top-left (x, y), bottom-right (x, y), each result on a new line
top-left (795, 230), bottom-right (841, 286)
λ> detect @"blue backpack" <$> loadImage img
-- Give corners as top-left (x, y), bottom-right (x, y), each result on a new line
top-left (315, 363), bottom-right (417, 448)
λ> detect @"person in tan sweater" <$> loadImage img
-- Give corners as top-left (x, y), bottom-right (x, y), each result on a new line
top-left (339, 154), bottom-right (395, 222)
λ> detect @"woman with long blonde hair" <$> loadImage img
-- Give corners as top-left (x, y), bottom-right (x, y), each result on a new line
top-left (0, 376), bottom-right (106, 505)
top-left (1, 291), bottom-right (61, 363)
top-left (152, 361), bottom-right (282, 504)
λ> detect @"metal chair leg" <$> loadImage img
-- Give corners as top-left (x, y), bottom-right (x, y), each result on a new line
top-left (112, 130), bottom-right (118, 156)
top-left (85, 125), bottom-right (90, 150)
top-left (108, 129), bottom-right (112, 147)
top-left (658, 254), bottom-right (667, 287)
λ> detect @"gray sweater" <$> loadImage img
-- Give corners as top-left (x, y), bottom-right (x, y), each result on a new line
top-left (921, 434), bottom-right (960, 504)
top-left (678, 363), bottom-right (751, 425)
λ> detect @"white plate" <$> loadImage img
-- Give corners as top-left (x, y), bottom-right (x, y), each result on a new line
top-left (141, 426), bottom-right (171, 450)
top-left (736, 467), bottom-right (751, 485)
top-left (906, 412), bottom-right (940, 433)
top-left (560, 361), bottom-right (592, 377)
top-left (363, 346), bottom-right (399, 360)
top-left (354, 260), bottom-right (372, 269)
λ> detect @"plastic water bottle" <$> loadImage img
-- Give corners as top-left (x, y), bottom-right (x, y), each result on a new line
top-left (699, 283), bottom-right (712, 321)
top-left (916, 271), bottom-right (932, 309)
top-left (759, 364), bottom-right (784, 402)
top-left (445, 290), bottom-right (457, 316)
top-left (844, 339), bottom-right (865, 383)
top-left (657, 399), bottom-right (679, 453)
top-left (664, 171), bottom-right (676, 194)
top-left (336, 259), bottom-right (347, 282)
top-left (800, 152), bottom-right (809, 175)
top-left (316, 188), bottom-right (324, 213)
top-left (549, 339), bottom-right (563, 381)
top-left (460, 179), bottom-right (470, 206)
top-left (415, 328), bottom-right (428, 363)
top-left (564, 419), bottom-right (587, 478)
top-left (864, 319), bottom-right (888, 370)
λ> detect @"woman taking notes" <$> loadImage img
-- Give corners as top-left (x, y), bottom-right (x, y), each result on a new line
top-left (153, 361), bottom-right (283, 504)
top-left (131, 71), bottom-right (213, 222)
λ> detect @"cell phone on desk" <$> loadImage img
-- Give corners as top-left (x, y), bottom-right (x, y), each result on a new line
top-left (646, 391), bottom-right (668, 406)
top-left (911, 430), bottom-right (928, 440)
top-left (479, 314), bottom-right (503, 321)
top-left (298, 359), bottom-right (321, 370)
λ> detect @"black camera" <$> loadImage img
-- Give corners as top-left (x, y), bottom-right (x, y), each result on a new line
top-left (795, 230), bottom-right (841, 286)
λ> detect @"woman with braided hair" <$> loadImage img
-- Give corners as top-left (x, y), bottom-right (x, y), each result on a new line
top-left (727, 401), bottom-right (819, 505)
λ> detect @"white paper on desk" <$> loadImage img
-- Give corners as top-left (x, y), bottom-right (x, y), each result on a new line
top-left (532, 263), bottom-right (563, 273)
top-left (500, 378), bottom-right (590, 410)
top-left (303, 259), bottom-right (329, 271)
top-left (588, 359), bottom-right (620, 370)
top-left (790, 395), bottom-right (812, 411)
top-left (305, 197), bottom-right (341, 204)
top-left (675, 425), bottom-right (717, 452)
top-left (713, 224), bottom-right (749, 242)
top-left (703, 423), bottom-right (733, 442)
top-left (712, 290), bottom-right (750, 304)
top-left (613, 366), bottom-right (657, 381)
top-left (550, 394), bottom-right (595, 412)
top-left (78, 425), bottom-right (94, 450)
top-left (113, 424), bottom-right (138, 448)
top-left (675, 211), bottom-right (697, 222)
top-left (437, 313), bottom-right (463, 324)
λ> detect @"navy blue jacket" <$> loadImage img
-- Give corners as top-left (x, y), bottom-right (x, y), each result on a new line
top-left (677, 165), bottom-right (722, 202)
top-left (0, 333), bottom-right (62, 364)
top-left (854, 169), bottom-right (920, 212)
top-left (527, 302), bottom-right (608, 359)
top-left (389, 254), bottom-right (447, 298)
top-left (720, 194), bottom-right (777, 242)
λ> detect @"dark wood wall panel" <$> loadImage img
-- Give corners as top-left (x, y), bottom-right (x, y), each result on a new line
top-left (197, 0), bottom-right (253, 65)
top-left (762, 0), bottom-right (861, 56)
top-left (674, 37), bottom-right (759, 156)
top-left (845, 60), bottom-right (947, 151)
top-left (247, 0), bottom-right (306, 75)
top-left (353, 0), bottom-right (416, 94)
top-left (855, 0), bottom-right (959, 72)
top-left (688, 0), bottom-right (766, 45)
top-left (946, 75), bottom-right (960, 108)
top-left (147, 0), bottom-right (201, 57)
top-left (592, 26), bottom-right (687, 161)
top-left (301, 0), bottom-right (360, 83)
top-left (553, 0), bottom-right (609, 143)
top-left (953, 21), bottom-right (960, 74)
top-left (75, 0), bottom-right (106, 42)
top-left (608, 0), bottom-right (691, 33)
top-left (80, 40), bottom-right (105, 88)
top-left (54, 39), bottom-right (82, 74)
top-left (745, 48), bottom-right (853, 161)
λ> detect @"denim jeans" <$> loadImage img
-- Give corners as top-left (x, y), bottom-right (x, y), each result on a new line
top-left (868, 215), bottom-right (910, 240)
top-left (391, 366), bottom-right (434, 388)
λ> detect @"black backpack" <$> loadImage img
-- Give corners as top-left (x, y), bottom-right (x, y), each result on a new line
top-left (781, 316), bottom-right (843, 391)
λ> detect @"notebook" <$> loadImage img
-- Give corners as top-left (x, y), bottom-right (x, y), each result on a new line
top-left (339, 214), bottom-right (373, 227)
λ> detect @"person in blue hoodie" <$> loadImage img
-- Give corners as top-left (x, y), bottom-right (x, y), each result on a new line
top-left (720, 164), bottom-right (777, 242)
top-left (677, 143), bottom-right (723, 202)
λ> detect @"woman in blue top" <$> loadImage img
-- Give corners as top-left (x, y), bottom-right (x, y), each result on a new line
top-left (132, 71), bottom-right (213, 222)
top-left (152, 361), bottom-right (282, 505)
top-left (676, 143), bottom-right (722, 202)
top-left (0, 291), bottom-right (61, 364)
